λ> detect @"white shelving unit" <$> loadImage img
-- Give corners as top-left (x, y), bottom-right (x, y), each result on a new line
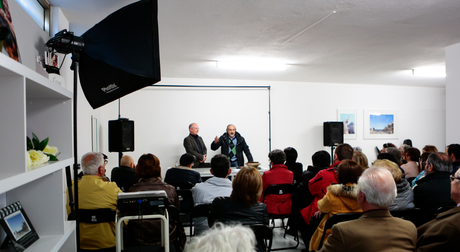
top-left (0, 53), bottom-right (76, 252)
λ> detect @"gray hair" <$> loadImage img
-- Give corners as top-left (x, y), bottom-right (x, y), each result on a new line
top-left (385, 147), bottom-right (401, 165)
top-left (427, 152), bottom-right (452, 173)
top-left (185, 223), bottom-right (256, 252)
top-left (81, 152), bottom-right (104, 175)
top-left (400, 144), bottom-right (411, 153)
top-left (189, 123), bottom-right (197, 129)
top-left (358, 167), bottom-right (397, 208)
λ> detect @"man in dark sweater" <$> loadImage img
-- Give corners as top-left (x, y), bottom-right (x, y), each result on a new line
top-left (111, 155), bottom-right (138, 191)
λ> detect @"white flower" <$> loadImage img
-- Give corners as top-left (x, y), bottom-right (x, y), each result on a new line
top-left (26, 151), bottom-right (32, 168)
top-left (28, 150), bottom-right (49, 166)
top-left (43, 145), bottom-right (59, 155)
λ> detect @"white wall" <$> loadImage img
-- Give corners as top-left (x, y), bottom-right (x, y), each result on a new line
top-left (79, 77), bottom-right (445, 178)
top-left (446, 43), bottom-right (460, 144)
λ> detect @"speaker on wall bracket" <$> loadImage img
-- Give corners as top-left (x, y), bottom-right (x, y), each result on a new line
top-left (109, 118), bottom-right (135, 152)
top-left (323, 121), bottom-right (344, 147)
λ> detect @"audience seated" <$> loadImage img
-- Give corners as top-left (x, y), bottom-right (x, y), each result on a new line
top-left (261, 149), bottom-right (294, 215)
top-left (416, 169), bottom-right (460, 251)
top-left (288, 150), bottom-right (330, 234)
top-left (184, 223), bottom-right (256, 252)
top-left (284, 147), bottom-right (303, 185)
top-left (399, 143), bottom-right (411, 164)
top-left (125, 154), bottom-right (186, 251)
top-left (318, 167), bottom-right (417, 252)
top-left (446, 143), bottom-right (460, 175)
top-left (309, 160), bottom-right (363, 251)
top-left (164, 153), bottom-right (202, 185)
top-left (378, 152), bottom-right (405, 175)
top-left (299, 144), bottom-right (353, 247)
top-left (373, 159), bottom-right (414, 211)
top-left (381, 142), bottom-right (396, 153)
top-left (352, 150), bottom-right (369, 169)
top-left (66, 152), bottom-right (122, 252)
top-left (385, 147), bottom-right (403, 166)
top-left (110, 155), bottom-right (138, 192)
top-left (413, 152), bottom-right (456, 225)
top-left (209, 166), bottom-right (268, 252)
top-left (401, 147), bottom-right (421, 181)
top-left (191, 154), bottom-right (233, 235)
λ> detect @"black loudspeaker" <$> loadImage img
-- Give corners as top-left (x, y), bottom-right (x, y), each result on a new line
top-left (323, 122), bottom-right (344, 146)
top-left (109, 119), bottom-right (134, 152)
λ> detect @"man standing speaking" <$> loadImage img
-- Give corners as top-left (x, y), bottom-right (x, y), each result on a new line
top-left (211, 124), bottom-right (254, 167)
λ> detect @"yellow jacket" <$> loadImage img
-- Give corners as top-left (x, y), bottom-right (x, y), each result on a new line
top-left (309, 183), bottom-right (362, 251)
top-left (66, 175), bottom-right (122, 250)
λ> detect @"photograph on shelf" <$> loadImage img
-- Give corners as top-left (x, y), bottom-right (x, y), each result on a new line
top-left (0, 202), bottom-right (39, 252)
top-left (363, 110), bottom-right (398, 139)
top-left (0, 0), bottom-right (21, 62)
top-left (337, 109), bottom-right (357, 140)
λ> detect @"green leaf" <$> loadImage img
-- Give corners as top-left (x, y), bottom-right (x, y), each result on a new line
top-left (26, 137), bottom-right (33, 150)
top-left (32, 133), bottom-right (40, 149)
top-left (36, 137), bottom-right (49, 151)
top-left (46, 153), bottom-right (59, 161)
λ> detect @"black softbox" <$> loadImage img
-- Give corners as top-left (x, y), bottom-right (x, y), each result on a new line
top-left (78, 0), bottom-right (160, 109)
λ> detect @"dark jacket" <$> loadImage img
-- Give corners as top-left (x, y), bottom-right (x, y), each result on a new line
top-left (414, 172), bottom-right (456, 223)
top-left (292, 165), bottom-right (327, 210)
top-left (210, 132), bottom-right (253, 166)
top-left (286, 162), bottom-right (303, 185)
top-left (110, 166), bottom-right (138, 191)
top-left (184, 134), bottom-right (207, 168)
top-left (164, 167), bottom-right (202, 185)
top-left (209, 197), bottom-right (269, 227)
top-left (126, 177), bottom-right (186, 251)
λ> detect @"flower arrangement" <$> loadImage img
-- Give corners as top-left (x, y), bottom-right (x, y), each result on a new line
top-left (26, 133), bottom-right (60, 170)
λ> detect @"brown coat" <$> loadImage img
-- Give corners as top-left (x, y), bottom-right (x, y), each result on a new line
top-left (126, 177), bottom-right (186, 250)
top-left (319, 209), bottom-right (417, 252)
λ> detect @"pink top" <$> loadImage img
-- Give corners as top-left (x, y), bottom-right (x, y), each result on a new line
top-left (401, 161), bottom-right (420, 178)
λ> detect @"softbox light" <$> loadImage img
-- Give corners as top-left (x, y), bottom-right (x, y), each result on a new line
top-left (78, 0), bottom-right (160, 109)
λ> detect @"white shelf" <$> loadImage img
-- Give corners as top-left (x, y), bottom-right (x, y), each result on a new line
top-left (0, 52), bottom-right (76, 251)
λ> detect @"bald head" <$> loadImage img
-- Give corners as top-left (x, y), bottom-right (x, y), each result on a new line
top-left (120, 155), bottom-right (135, 168)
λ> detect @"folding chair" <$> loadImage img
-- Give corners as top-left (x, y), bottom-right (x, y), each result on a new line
top-left (390, 208), bottom-right (423, 227)
top-left (166, 181), bottom-right (194, 227)
top-left (262, 184), bottom-right (299, 250)
top-left (189, 203), bottom-right (213, 236)
top-left (317, 212), bottom-right (362, 250)
top-left (250, 224), bottom-right (273, 252)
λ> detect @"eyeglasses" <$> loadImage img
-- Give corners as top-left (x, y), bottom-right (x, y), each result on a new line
top-left (450, 175), bottom-right (460, 182)
top-left (104, 159), bottom-right (108, 165)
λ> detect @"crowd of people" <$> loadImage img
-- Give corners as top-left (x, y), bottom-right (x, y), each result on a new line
top-left (67, 124), bottom-right (460, 252)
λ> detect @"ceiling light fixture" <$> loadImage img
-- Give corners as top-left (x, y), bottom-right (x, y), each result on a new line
top-left (216, 61), bottom-right (287, 71)
top-left (412, 66), bottom-right (446, 77)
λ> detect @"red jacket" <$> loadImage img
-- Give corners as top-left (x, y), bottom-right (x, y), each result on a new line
top-left (261, 164), bottom-right (294, 215)
top-left (300, 161), bottom-right (340, 224)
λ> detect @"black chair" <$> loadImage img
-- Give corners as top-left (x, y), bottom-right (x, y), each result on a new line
top-left (391, 208), bottom-right (423, 227)
top-left (317, 212), bottom-right (362, 250)
top-left (262, 184), bottom-right (299, 250)
top-left (250, 224), bottom-right (273, 252)
top-left (166, 181), bottom-right (195, 227)
top-left (189, 203), bottom-right (213, 236)
top-left (78, 208), bottom-right (117, 224)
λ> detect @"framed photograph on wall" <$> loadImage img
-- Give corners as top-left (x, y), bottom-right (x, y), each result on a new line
top-left (337, 109), bottom-right (357, 140)
top-left (364, 110), bottom-right (398, 139)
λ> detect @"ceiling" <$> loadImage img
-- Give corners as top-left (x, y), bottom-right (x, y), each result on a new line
top-left (47, 0), bottom-right (460, 87)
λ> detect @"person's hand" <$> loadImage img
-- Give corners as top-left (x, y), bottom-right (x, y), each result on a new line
top-left (214, 136), bottom-right (219, 143)
top-left (313, 210), bottom-right (322, 218)
top-left (201, 154), bottom-right (207, 162)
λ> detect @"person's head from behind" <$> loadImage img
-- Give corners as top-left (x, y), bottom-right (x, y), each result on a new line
top-left (405, 147), bottom-right (421, 162)
top-left (211, 154), bottom-right (231, 178)
top-left (81, 152), bottom-right (105, 176)
top-left (377, 153), bottom-right (400, 166)
top-left (381, 143), bottom-right (396, 153)
top-left (284, 147), bottom-right (298, 163)
top-left (334, 143), bottom-right (353, 162)
top-left (372, 159), bottom-right (402, 184)
top-left (422, 145), bottom-right (438, 153)
top-left (136, 153), bottom-right (161, 179)
top-left (352, 151), bottom-right (369, 169)
top-left (312, 150), bottom-right (330, 168)
top-left (446, 144), bottom-right (460, 161)
top-left (385, 147), bottom-right (401, 166)
top-left (180, 153), bottom-right (195, 167)
top-left (357, 167), bottom-right (397, 209)
top-left (337, 160), bottom-right (364, 184)
top-left (120, 155), bottom-right (135, 168)
top-left (230, 166), bottom-right (263, 207)
top-left (184, 223), bottom-right (256, 252)
top-left (268, 149), bottom-right (286, 165)
top-left (425, 152), bottom-right (452, 174)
